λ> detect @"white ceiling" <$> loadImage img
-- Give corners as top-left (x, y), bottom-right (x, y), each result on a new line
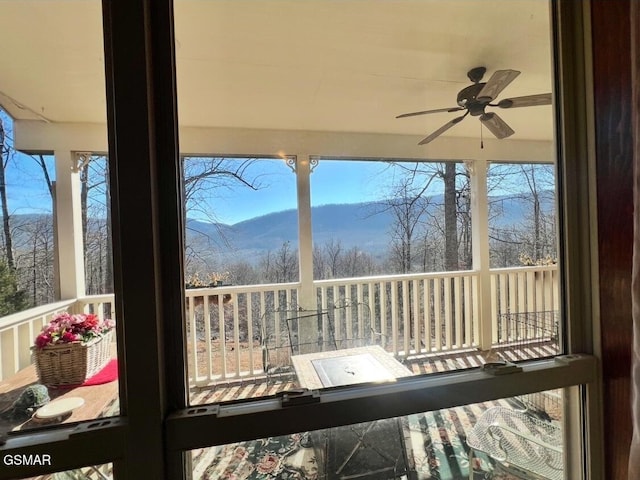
top-left (0, 0), bottom-right (554, 143)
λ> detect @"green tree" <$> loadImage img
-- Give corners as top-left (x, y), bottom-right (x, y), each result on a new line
top-left (0, 259), bottom-right (29, 315)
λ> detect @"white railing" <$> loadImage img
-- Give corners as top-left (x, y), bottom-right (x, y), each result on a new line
top-left (0, 299), bottom-right (76, 381)
top-left (185, 282), bottom-right (299, 385)
top-left (187, 270), bottom-right (480, 384)
top-left (188, 267), bottom-right (556, 384)
top-left (0, 265), bottom-right (559, 386)
top-left (315, 270), bottom-right (480, 358)
top-left (490, 266), bottom-right (559, 344)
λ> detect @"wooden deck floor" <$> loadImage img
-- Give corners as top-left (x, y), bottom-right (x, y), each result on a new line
top-left (191, 341), bottom-right (559, 405)
top-left (29, 342), bottom-right (559, 479)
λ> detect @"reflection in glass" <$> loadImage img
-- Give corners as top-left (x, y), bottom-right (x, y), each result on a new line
top-left (0, 2), bottom-right (119, 434)
top-left (175, 0), bottom-right (559, 406)
top-left (189, 284), bottom-right (560, 405)
top-left (190, 389), bottom-right (565, 480)
top-left (488, 163), bottom-right (557, 269)
top-left (17, 463), bottom-right (113, 480)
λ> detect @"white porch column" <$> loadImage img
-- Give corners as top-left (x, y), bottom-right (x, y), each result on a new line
top-left (53, 150), bottom-right (86, 300)
top-left (469, 158), bottom-right (492, 350)
top-left (295, 155), bottom-right (315, 310)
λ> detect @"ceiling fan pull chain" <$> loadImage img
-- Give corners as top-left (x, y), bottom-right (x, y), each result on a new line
top-left (480, 122), bottom-right (484, 149)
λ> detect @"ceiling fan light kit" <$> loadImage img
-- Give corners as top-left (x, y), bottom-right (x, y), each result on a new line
top-left (397, 66), bottom-right (552, 145)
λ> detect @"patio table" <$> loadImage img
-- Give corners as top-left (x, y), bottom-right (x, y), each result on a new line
top-left (291, 345), bottom-right (413, 389)
top-left (291, 346), bottom-right (416, 479)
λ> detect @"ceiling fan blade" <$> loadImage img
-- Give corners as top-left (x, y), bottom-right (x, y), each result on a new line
top-left (477, 69), bottom-right (521, 102)
top-left (418, 113), bottom-right (467, 145)
top-left (480, 112), bottom-right (515, 139)
top-left (396, 106), bottom-right (464, 119)
top-left (497, 93), bottom-right (552, 108)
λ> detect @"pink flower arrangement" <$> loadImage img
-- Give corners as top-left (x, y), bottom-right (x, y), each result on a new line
top-left (34, 312), bottom-right (115, 349)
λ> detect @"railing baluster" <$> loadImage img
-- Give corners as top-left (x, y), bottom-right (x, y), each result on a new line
top-left (434, 279), bottom-right (442, 351)
top-left (391, 280), bottom-right (399, 355)
top-left (246, 293), bottom-right (254, 375)
top-left (402, 279), bottom-right (410, 355)
top-left (454, 275), bottom-right (462, 348)
top-left (508, 273), bottom-right (517, 314)
top-left (259, 291), bottom-right (266, 373)
top-left (380, 282), bottom-right (388, 351)
top-left (535, 270), bottom-right (544, 312)
top-left (498, 273), bottom-right (507, 318)
top-left (357, 284), bottom-right (365, 341)
top-left (0, 327), bottom-right (20, 377)
top-left (552, 269), bottom-right (559, 311)
top-left (187, 296), bottom-right (197, 382)
top-left (17, 322), bottom-right (31, 370)
top-left (464, 275), bottom-right (472, 347)
top-left (321, 288), bottom-right (329, 351)
top-left (423, 279), bottom-right (431, 352)
top-left (412, 279), bottom-right (421, 354)
top-left (274, 289), bottom-right (281, 353)
top-left (526, 270), bottom-right (535, 339)
top-left (233, 293), bottom-right (241, 378)
top-left (346, 292), bottom-right (353, 342)
top-left (367, 281), bottom-right (375, 344)
top-left (218, 297), bottom-right (227, 380)
top-left (517, 271), bottom-right (526, 314)
top-left (490, 274), bottom-right (497, 344)
top-left (203, 296), bottom-right (212, 381)
top-left (444, 277), bottom-right (452, 349)
top-left (333, 285), bottom-right (341, 343)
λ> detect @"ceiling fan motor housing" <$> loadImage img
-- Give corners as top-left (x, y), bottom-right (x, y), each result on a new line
top-left (456, 83), bottom-right (490, 116)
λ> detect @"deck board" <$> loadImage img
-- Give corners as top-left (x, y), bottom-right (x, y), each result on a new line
top-left (191, 341), bottom-right (557, 405)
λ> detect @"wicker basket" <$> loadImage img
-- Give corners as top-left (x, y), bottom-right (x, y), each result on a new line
top-left (33, 331), bottom-right (113, 387)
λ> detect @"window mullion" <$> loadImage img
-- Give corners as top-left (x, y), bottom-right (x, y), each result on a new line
top-left (165, 355), bottom-right (597, 452)
top-left (102, 0), bottom-right (185, 478)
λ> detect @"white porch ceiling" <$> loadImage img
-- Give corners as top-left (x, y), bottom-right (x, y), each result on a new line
top-left (0, 0), bottom-right (554, 146)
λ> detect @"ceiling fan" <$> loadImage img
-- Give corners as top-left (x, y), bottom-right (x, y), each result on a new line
top-left (396, 66), bottom-right (552, 145)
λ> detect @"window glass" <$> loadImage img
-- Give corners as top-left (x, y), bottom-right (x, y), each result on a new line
top-left (488, 163), bottom-right (557, 268)
top-left (14, 463), bottom-right (113, 480)
top-left (183, 156), bottom-right (297, 286)
top-left (82, 155), bottom-right (113, 297)
top-left (311, 160), bottom-right (471, 276)
top-left (173, 0), bottom-right (559, 410)
top-left (189, 388), bottom-right (567, 480)
top-left (0, 0), bottom-right (120, 437)
top-left (0, 112), bottom-right (55, 307)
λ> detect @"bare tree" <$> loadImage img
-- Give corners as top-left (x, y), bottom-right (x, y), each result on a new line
top-left (442, 162), bottom-right (459, 271)
top-left (0, 117), bottom-right (14, 270)
top-left (183, 157), bottom-right (263, 224)
top-left (487, 163), bottom-right (556, 266)
top-left (261, 241), bottom-right (298, 283)
top-left (14, 215), bottom-right (55, 305)
top-left (377, 163), bottom-right (438, 273)
top-left (519, 164), bottom-right (555, 261)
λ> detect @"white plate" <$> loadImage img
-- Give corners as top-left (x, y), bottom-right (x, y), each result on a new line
top-left (35, 397), bottom-right (85, 419)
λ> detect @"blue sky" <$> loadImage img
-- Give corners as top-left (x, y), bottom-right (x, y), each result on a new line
top-left (199, 159), bottom-right (396, 225)
top-left (2, 150), bottom-right (398, 224)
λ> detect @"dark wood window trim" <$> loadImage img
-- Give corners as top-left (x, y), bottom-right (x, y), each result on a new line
top-left (0, 0), bottom-right (621, 478)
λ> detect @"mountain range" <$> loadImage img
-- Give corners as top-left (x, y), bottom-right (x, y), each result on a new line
top-left (185, 192), bottom-right (554, 264)
top-left (3, 191), bottom-right (553, 266)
